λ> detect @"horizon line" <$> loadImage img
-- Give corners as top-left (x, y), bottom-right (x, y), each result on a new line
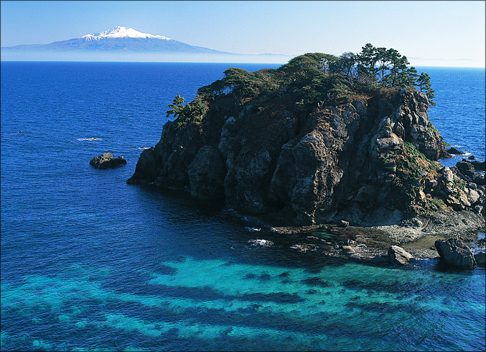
top-left (1, 60), bottom-right (484, 69)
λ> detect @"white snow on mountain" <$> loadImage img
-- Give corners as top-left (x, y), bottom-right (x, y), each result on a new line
top-left (81, 26), bottom-right (170, 41)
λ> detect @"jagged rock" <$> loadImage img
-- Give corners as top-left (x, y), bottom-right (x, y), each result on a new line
top-left (459, 192), bottom-right (471, 208)
top-left (188, 146), bottom-right (226, 200)
top-left (472, 173), bottom-right (485, 186)
top-left (90, 152), bottom-right (126, 169)
top-left (447, 147), bottom-right (466, 155)
top-left (471, 160), bottom-right (485, 171)
top-left (127, 147), bottom-right (158, 184)
top-left (230, 150), bottom-right (275, 214)
top-left (468, 189), bottom-right (480, 205)
top-left (475, 251), bottom-right (485, 267)
top-left (456, 160), bottom-right (475, 177)
top-left (435, 238), bottom-right (477, 269)
top-left (127, 120), bottom-right (203, 186)
top-left (388, 245), bottom-right (413, 265)
top-left (441, 167), bottom-right (454, 184)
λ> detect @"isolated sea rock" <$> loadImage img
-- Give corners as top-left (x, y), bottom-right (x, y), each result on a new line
top-left (388, 245), bottom-right (413, 265)
top-left (447, 147), bottom-right (465, 155)
top-left (90, 152), bottom-right (126, 169)
top-left (248, 239), bottom-right (274, 247)
top-left (435, 238), bottom-right (477, 269)
top-left (128, 57), bottom-right (484, 230)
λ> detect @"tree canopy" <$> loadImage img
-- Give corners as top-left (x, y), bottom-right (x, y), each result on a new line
top-left (328, 43), bottom-right (435, 104)
top-left (167, 44), bottom-right (436, 129)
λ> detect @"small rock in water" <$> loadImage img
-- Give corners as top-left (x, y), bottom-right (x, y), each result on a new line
top-left (447, 147), bottom-right (466, 155)
top-left (435, 238), bottom-right (477, 269)
top-left (90, 152), bottom-right (127, 169)
top-left (248, 239), bottom-right (274, 247)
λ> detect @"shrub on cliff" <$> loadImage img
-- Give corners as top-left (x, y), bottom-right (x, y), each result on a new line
top-left (166, 94), bottom-right (207, 129)
top-left (197, 67), bottom-right (280, 103)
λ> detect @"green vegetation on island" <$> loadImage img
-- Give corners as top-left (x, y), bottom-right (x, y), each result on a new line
top-left (129, 42), bottom-right (483, 230)
top-left (167, 43), bottom-right (436, 128)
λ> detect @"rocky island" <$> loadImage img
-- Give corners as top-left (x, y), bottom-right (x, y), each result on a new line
top-left (127, 45), bottom-right (485, 265)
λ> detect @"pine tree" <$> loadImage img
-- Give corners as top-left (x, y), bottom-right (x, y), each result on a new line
top-left (416, 73), bottom-right (436, 106)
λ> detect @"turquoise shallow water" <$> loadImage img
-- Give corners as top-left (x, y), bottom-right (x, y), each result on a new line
top-left (1, 62), bottom-right (485, 351)
top-left (1, 254), bottom-right (485, 351)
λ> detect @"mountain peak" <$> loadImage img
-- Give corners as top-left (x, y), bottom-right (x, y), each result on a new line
top-left (81, 26), bottom-right (171, 41)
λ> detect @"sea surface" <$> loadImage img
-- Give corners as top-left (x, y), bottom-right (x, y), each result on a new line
top-left (1, 62), bottom-right (484, 351)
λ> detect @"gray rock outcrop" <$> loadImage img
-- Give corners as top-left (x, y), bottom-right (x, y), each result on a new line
top-left (435, 238), bottom-right (477, 269)
top-left (188, 145), bottom-right (226, 200)
top-left (388, 245), bottom-right (414, 265)
top-left (127, 72), bottom-right (484, 230)
top-left (447, 147), bottom-right (465, 155)
top-left (90, 152), bottom-right (127, 169)
top-left (474, 251), bottom-right (485, 267)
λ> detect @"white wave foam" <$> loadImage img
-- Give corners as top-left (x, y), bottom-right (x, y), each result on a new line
top-left (77, 138), bottom-right (101, 141)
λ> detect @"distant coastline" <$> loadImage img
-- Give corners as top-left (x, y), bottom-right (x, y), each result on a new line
top-left (1, 26), bottom-right (292, 64)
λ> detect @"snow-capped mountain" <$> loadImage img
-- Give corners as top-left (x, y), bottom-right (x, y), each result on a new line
top-left (1, 26), bottom-right (292, 63)
top-left (81, 26), bottom-right (171, 41)
top-left (2, 26), bottom-right (229, 54)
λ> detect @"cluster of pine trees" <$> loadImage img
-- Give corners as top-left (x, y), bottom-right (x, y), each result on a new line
top-left (320, 43), bottom-right (435, 105)
top-left (167, 44), bottom-right (437, 126)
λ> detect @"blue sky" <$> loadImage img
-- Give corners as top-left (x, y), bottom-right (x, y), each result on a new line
top-left (1, 1), bottom-right (484, 67)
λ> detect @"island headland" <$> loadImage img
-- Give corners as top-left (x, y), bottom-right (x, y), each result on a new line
top-left (127, 46), bottom-right (485, 259)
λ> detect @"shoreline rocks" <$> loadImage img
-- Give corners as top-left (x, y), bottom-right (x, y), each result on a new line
top-left (447, 147), bottom-right (466, 155)
top-left (240, 206), bottom-right (485, 270)
top-left (388, 246), bottom-right (414, 265)
top-left (475, 251), bottom-right (485, 267)
top-left (369, 210), bottom-right (485, 245)
top-left (435, 238), bottom-right (477, 269)
top-left (90, 152), bottom-right (127, 169)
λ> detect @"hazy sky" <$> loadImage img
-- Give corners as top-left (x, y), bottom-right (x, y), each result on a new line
top-left (1, 1), bottom-right (485, 67)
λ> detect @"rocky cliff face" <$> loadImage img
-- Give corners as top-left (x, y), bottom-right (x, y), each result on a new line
top-left (128, 79), bottom-right (484, 226)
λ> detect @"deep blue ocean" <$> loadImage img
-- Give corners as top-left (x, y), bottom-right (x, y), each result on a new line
top-left (1, 62), bottom-right (485, 351)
